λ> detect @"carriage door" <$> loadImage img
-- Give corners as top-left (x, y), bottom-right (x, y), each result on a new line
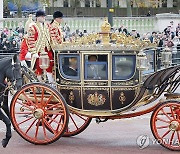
top-left (82, 53), bottom-right (111, 110)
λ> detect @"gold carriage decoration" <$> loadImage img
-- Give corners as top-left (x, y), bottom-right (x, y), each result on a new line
top-left (56, 18), bottom-right (157, 51)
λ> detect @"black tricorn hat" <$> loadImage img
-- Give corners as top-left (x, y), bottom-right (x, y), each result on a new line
top-left (53, 11), bottom-right (63, 19)
top-left (36, 10), bottom-right (46, 17)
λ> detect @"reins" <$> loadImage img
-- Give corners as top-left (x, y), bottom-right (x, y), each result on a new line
top-left (0, 83), bottom-right (13, 98)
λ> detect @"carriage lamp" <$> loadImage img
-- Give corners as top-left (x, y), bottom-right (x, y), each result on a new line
top-left (161, 46), bottom-right (172, 68)
top-left (137, 50), bottom-right (147, 71)
top-left (39, 52), bottom-right (50, 70)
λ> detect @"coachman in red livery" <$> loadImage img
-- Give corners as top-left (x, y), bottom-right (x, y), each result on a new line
top-left (27, 10), bottom-right (54, 83)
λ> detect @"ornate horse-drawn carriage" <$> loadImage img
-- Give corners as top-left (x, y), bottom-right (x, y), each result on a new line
top-left (9, 19), bottom-right (180, 150)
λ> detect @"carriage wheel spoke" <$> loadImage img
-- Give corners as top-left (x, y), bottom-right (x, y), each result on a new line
top-left (15, 112), bottom-right (32, 115)
top-left (170, 131), bottom-right (175, 145)
top-left (161, 130), bottom-right (171, 138)
top-left (18, 116), bottom-right (34, 126)
top-left (48, 103), bottom-right (61, 110)
top-left (56, 116), bottom-right (63, 132)
top-left (25, 119), bottom-right (37, 134)
top-left (48, 115), bottom-right (58, 125)
top-left (46, 112), bottom-right (64, 116)
top-left (70, 114), bottom-right (79, 130)
top-left (22, 92), bottom-right (35, 107)
top-left (156, 117), bottom-right (170, 124)
top-left (31, 87), bottom-right (38, 105)
top-left (76, 114), bottom-right (87, 121)
top-left (45, 115), bottom-right (60, 124)
top-left (46, 116), bottom-right (62, 125)
top-left (169, 105), bottom-right (175, 119)
top-left (156, 125), bottom-right (169, 129)
top-left (35, 120), bottom-right (40, 140)
top-left (41, 119), bottom-right (48, 140)
top-left (44, 95), bottom-right (53, 107)
top-left (40, 87), bottom-right (45, 104)
top-left (17, 100), bottom-right (34, 111)
top-left (161, 108), bottom-right (172, 121)
top-left (44, 119), bottom-right (56, 134)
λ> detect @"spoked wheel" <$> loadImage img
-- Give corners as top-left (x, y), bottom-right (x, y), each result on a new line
top-left (10, 83), bottom-right (69, 145)
top-left (151, 101), bottom-right (180, 151)
top-left (63, 110), bottom-right (92, 137)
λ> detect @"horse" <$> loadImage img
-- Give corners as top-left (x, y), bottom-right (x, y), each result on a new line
top-left (0, 54), bottom-right (23, 148)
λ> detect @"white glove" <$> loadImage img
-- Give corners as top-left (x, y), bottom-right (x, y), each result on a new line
top-left (20, 60), bottom-right (28, 67)
top-left (32, 53), bottom-right (39, 58)
top-left (25, 52), bottom-right (31, 59)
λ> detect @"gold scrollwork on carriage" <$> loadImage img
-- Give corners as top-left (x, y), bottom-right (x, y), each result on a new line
top-left (87, 92), bottom-right (106, 106)
top-left (119, 92), bottom-right (126, 104)
top-left (60, 79), bottom-right (81, 85)
top-left (83, 87), bottom-right (110, 97)
top-left (112, 87), bottom-right (137, 96)
top-left (112, 80), bottom-right (134, 86)
top-left (84, 81), bottom-right (108, 86)
top-left (69, 91), bottom-right (75, 103)
top-left (58, 86), bottom-right (81, 96)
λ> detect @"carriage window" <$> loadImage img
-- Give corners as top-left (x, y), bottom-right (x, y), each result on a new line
top-left (112, 55), bottom-right (136, 80)
top-left (143, 50), bottom-right (155, 74)
top-left (84, 55), bottom-right (108, 80)
top-left (59, 55), bottom-right (80, 80)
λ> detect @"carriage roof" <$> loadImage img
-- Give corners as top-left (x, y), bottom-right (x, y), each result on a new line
top-left (54, 18), bottom-right (157, 53)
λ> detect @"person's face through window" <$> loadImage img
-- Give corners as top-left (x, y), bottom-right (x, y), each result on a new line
top-left (69, 57), bottom-right (77, 69)
top-left (88, 55), bottom-right (97, 62)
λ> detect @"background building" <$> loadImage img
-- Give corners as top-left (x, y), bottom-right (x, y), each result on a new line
top-left (46, 0), bottom-right (180, 17)
top-left (2, 0), bottom-right (180, 17)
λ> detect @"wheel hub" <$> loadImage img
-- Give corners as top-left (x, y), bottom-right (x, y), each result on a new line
top-left (169, 121), bottom-right (179, 131)
top-left (33, 109), bottom-right (44, 119)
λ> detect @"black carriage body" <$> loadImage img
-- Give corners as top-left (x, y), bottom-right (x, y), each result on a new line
top-left (54, 47), bottom-right (180, 117)
top-left (54, 49), bottom-right (142, 115)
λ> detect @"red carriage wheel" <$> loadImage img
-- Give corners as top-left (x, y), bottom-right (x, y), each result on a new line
top-left (10, 83), bottom-right (69, 145)
top-left (151, 101), bottom-right (180, 151)
top-left (63, 111), bottom-right (92, 137)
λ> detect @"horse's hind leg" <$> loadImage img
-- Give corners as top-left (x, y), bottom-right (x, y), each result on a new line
top-left (0, 109), bottom-right (11, 148)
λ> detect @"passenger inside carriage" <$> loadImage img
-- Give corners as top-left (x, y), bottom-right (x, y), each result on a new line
top-left (88, 55), bottom-right (98, 62)
top-left (85, 55), bottom-right (107, 80)
top-left (63, 57), bottom-right (78, 76)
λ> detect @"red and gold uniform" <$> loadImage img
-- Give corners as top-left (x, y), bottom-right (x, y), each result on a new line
top-left (49, 20), bottom-right (63, 49)
top-left (19, 35), bottom-right (31, 67)
top-left (19, 36), bottom-right (29, 61)
top-left (27, 22), bottom-right (53, 75)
